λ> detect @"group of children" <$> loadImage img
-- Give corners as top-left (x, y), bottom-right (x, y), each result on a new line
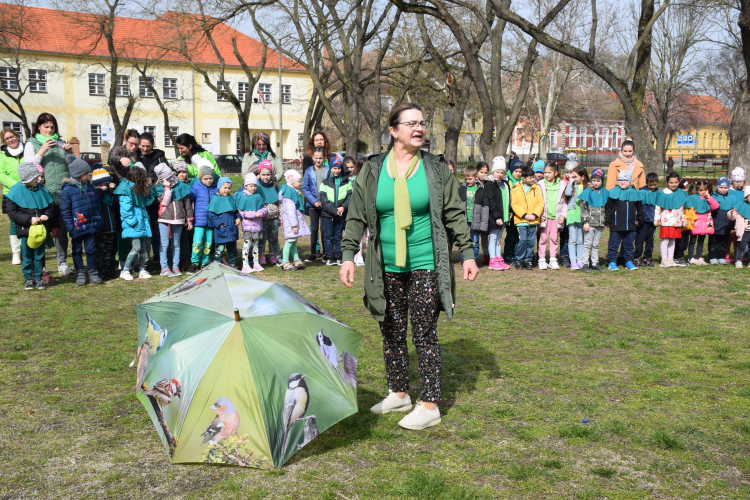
top-left (4, 150), bottom-right (328, 288)
top-left (459, 155), bottom-right (750, 272)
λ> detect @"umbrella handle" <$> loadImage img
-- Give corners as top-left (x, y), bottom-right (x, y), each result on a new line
top-left (234, 308), bottom-right (241, 321)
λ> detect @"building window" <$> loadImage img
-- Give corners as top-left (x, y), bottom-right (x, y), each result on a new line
top-left (238, 82), bottom-right (248, 102)
top-left (282, 84), bottom-right (292, 104)
top-left (569, 126), bottom-right (576, 148)
top-left (115, 74), bottom-right (130, 97)
top-left (143, 125), bottom-right (156, 141)
top-left (139, 76), bottom-right (155, 98)
top-left (549, 128), bottom-right (556, 146)
top-left (89, 73), bottom-right (105, 95)
top-left (0, 67), bottom-right (18, 91)
top-left (612, 130), bottom-right (618, 149)
top-left (579, 126), bottom-right (586, 149)
top-left (216, 80), bottom-right (231, 101)
top-left (236, 134), bottom-right (241, 154)
top-left (2, 121), bottom-right (23, 140)
top-left (91, 124), bottom-right (102, 147)
top-left (164, 126), bottom-right (179, 147)
top-left (28, 69), bottom-right (47, 93)
top-left (258, 83), bottom-right (272, 103)
top-left (163, 78), bottom-right (178, 99)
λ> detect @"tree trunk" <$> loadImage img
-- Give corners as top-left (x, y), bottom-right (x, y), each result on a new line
top-left (730, 84), bottom-right (750, 177)
top-left (624, 106), bottom-right (661, 174)
top-left (345, 91), bottom-right (360, 156)
top-left (371, 129), bottom-right (383, 155)
top-left (238, 110), bottom-right (251, 156)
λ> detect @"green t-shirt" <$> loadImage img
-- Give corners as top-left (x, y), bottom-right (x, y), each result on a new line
top-left (544, 179), bottom-right (560, 218)
top-left (465, 184), bottom-right (478, 222)
top-left (566, 184), bottom-right (584, 224)
top-left (376, 162), bottom-right (434, 273)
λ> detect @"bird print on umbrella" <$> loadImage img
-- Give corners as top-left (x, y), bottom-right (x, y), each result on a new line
top-left (315, 330), bottom-right (358, 388)
top-left (201, 397), bottom-right (241, 446)
top-left (143, 378), bottom-right (182, 407)
top-left (145, 309), bottom-right (168, 354)
top-left (281, 373), bottom-right (310, 455)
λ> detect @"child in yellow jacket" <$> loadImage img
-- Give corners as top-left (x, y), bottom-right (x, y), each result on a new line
top-left (510, 166), bottom-right (544, 269)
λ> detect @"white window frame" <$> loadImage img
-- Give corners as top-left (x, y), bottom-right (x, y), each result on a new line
top-left (258, 83), bottom-right (272, 104)
top-left (216, 80), bottom-right (231, 101)
top-left (90, 124), bottom-right (102, 147)
top-left (139, 76), bottom-right (155, 98)
top-left (0, 67), bottom-right (18, 91)
top-left (2, 121), bottom-right (23, 140)
top-left (89, 73), bottom-right (105, 96)
top-left (162, 77), bottom-right (178, 99)
top-left (579, 126), bottom-right (586, 149)
top-left (569, 126), bottom-right (577, 148)
top-left (282, 84), bottom-right (292, 104)
top-left (238, 82), bottom-right (249, 102)
top-left (28, 69), bottom-right (47, 93)
top-left (115, 74), bottom-right (130, 97)
top-left (164, 126), bottom-right (179, 147)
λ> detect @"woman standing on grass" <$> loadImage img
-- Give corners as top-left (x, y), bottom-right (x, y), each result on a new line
top-left (340, 103), bottom-right (478, 431)
top-left (606, 139), bottom-right (645, 190)
top-left (0, 128), bottom-right (24, 265)
top-left (241, 131), bottom-right (284, 182)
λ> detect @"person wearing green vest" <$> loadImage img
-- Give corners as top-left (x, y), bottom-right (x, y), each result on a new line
top-left (241, 131), bottom-right (285, 182)
top-left (340, 103), bottom-right (478, 431)
top-left (175, 133), bottom-right (220, 178)
top-left (24, 113), bottom-right (75, 276)
top-left (0, 127), bottom-right (24, 264)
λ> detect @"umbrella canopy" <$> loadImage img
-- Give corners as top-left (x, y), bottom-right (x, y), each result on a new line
top-left (134, 262), bottom-right (360, 469)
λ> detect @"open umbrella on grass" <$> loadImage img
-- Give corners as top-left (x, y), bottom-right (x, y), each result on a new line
top-left (133, 262), bottom-right (361, 468)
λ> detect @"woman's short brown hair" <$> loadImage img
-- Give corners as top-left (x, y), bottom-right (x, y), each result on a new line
top-left (1, 128), bottom-right (19, 146)
top-left (387, 103), bottom-right (423, 150)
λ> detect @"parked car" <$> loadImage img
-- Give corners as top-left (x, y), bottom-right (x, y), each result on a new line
top-left (80, 152), bottom-right (101, 167)
top-left (215, 154), bottom-right (243, 174)
top-left (529, 153), bottom-right (570, 165)
top-left (332, 152), bottom-right (367, 164)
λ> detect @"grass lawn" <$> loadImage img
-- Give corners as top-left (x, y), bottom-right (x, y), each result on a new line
top-left (1, 206), bottom-right (749, 499)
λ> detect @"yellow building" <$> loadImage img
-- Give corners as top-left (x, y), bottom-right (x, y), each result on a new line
top-left (0, 6), bottom-right (313, 159)
top-left (662, 95), bottom-right (732, 158)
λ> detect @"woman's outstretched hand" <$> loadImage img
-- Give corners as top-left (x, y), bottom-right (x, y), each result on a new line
top-left (340, 260), bottom-right (355, 288)
top-left (463, 259), bottom-right (479, 281)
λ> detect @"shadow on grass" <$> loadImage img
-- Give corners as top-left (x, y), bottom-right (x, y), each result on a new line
top-left (439, 338), bottom-right (499, 412)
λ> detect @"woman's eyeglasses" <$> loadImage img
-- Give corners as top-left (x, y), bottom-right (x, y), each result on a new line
top-left (398, 121), bottom-right (429, 130)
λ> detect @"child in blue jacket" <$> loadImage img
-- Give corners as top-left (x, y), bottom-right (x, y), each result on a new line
top-left (187, 162), bottom-right (219, 273)
top-left (60, 155), bottom-right (103, 286)
top-left (114, 164), bottom-right (154, 280)
top-left (207, 177), bottom-right (241, 267)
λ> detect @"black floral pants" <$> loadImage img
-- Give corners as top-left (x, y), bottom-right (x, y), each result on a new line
top-left (379, 270), bottom-right (442, 402)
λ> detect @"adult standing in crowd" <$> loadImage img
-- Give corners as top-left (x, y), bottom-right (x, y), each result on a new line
top-left (24, 113), bottom-right (75, 276)
top-left (176, 133), bottom-right (220, 178)
top-left (607, 139), bottom-right (645, 190)
top-left (301, 131), bottom-right (336, 169)
top-left (0, 128), bottom-right (24, 265)
top-left (108, 129), bottom-right (141, 182)
top-left (301, 131), bottom-right (336, 258)
top-left (340, 103), bottom-right (478, 431)
top-left (139, 132), bottom-right (169, 263)
top-left (241, 131), bottom-right (284, 182)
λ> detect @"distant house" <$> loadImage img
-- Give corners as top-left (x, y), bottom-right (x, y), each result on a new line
top-left (661, 95), bottom-right (731, 158)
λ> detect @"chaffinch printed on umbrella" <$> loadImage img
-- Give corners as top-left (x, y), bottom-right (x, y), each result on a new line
top-left (201, 397), bottom-right (240, 446)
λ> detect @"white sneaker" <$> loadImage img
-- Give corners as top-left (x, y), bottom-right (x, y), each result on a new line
top-left (398, 402), bottom-right (441, 430)
top-left (370, 391), bottom-right (413, 414)
top-left (538, 259), bottom-right (547, 270)
top-left (736, 261), bottom-right (743, 269)
top-left (719, 259), bottom-right (728, 265)
top-left (353, 254), bottom-right (365, 266)
top-left (58, 262), bottom-right (74, 276)
top-left (548, 258), bottom-right (560, 270)
top-left (139, 270), bottom-right (152, 279)
top-left (710, 259), bottom-right (719, 265)
top-left (120, 270), bottom-right (134, 281)
top-left (11, 252), bottom-right (21, 265)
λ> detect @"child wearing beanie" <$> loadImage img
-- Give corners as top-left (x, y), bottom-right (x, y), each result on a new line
top-left (604, 169), bottom-right (643, 271)
top-left (187, 163), bottom-right (219, 273)
top-left (279, 169), bottom-right (310, 270)
top-left (487, 156), bottom-right (511, 270)
top-left (115, 164), bottom-right (155, 280)
top-left (207, 177), bottom-right (241, 268)
top-left (5, 162), bottom-right (55, 289)
top-left (635, 171), bottom-right (659, 267)
top-left (532, 160), bottom-right (545, 182)
top-left (154, 164), bottom-right (193, 277)
top-left (579, 168), bottom-right (608, 272)
top-left (728, 186), bottom-right (750, 267)
top-left (60, 155), bottom-right (103, 285)
top-left (319, 157), bottom-right (353, 265)
top-left (726, 167), bottom-right (747, 262)
top-left (256, 160), bottom-right (282, 265)
top-left (708, 176), bottom-right (733, 264)
top-left (92, 167), bottom-right (121, 281)
top-left (235, 172), bottom-right (267, 272)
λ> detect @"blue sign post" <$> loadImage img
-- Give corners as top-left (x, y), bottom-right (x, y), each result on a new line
top-left (676, 135), bottom-right (694, 147)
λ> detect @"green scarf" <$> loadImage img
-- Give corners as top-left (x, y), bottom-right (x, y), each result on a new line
top-left (578, 186), bottom-right (609, 207)
top-left (152, 181), bottom-right (191, 201)
top-left (99, 189), bottom-right (114, 207)
top-left (5, 182), bottom-right (53, 209)
top-left (281, 184), bottom-right (304, 212)
top-left (207, 194), bottom-right (237, 215)
top-left (655, 189), bottom-right (689, 209)
top-left (35, 133), bottom-right (59, 144)
top-left (607, 186), bottom-right (641, 201)
top-left (253, 149), bottom-right (269, 161)
top-left (256, 179), bottom-right (279, 204)
top-left (713, 191), bottom-right (735, 211)
top-left (508, 175), bottom-right (521, 187)
top-left (236, 190), bottom-right (265, 211)
top-left (114, 178), bottom-right (154, 208)
top-left (735, 200), bottom-right (750, 219)
top-left (387, 149), bottom-right (421, 268)
top-left (685, 194), bottom-right (711, 213)
top-left (639, 188), bottom-right (658, 206)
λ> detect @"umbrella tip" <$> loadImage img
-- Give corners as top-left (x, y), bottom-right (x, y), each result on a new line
top-left (234, 308), bottom-right (240, 322)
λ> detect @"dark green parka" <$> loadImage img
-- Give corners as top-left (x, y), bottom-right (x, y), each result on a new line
top-left (341, 151), bottom-right (474, 322)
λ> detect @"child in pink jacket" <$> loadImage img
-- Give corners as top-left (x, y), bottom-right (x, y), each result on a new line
top-left (685, 180), bottom-right (719, 265)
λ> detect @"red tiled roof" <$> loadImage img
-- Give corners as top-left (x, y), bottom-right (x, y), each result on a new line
top-left (674, 94), bottom-right (732, 124)
top-left (1, 5), bottom-right (302, 70)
